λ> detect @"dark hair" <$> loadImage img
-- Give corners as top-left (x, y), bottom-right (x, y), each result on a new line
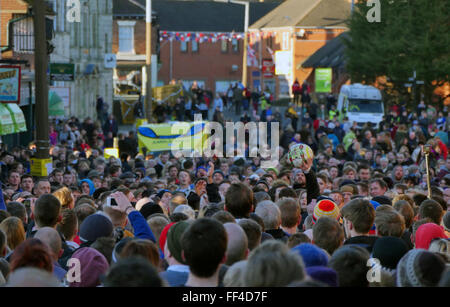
top-left (369, 178), bottom-right (388, 190)
top-left (419, 199), bottom-right (444, 225)
top-left (90, 237), bottom-right (115, 265)
top-left (212, 211), bottom-right (236, 224)
top-left (20, 174), bottom-right (33, 183)
top-left (356, 182), bottom-right (369, 195)
top-left (341, 198), bottom-right (375, 234)
top-left (10, 238), bottom-right (53, 273)
top-left (438, 269), bottom-right (450, 287)
top-left (329, 245), bottom-right (370, 287)
top-left (412, 193), bottom-right (428, 208)
top-left (431, 196), bottom-right (447, 212)
top-left (0, 210), bottom-right (11, 224)
top-left (374, 210), bottom-right (405, 237)
top-left (393, 200), bottom-right (415, 229)
top-left (312, 217), bottom-right (344, 255)
top-left (0, 229), bottom-right (6, 256)
top-left (56, 209), bottom-right (78, 241)
top-left (249, 213), bottom-right (265, 232)
top-left (357, 164), bottom-right (370, 172)
top-left (238, 218), bottom-right (262, 251)
top-left (277, 197), bottom-right (300, 228)
top-left (278, 187), bottom-right (298, 199)
top-left (104, 257), bottom-right (164, 287)
top-left (169, 212), bottom-right (189, 223)
top-left (287, 232), bottom-right (311, 248)
top-left (181, 218), bottom-right (227, 278)
top-left (183, 159), bottom-right (194, 170)
top-left (430, 186), bottom-right (444, 198)
top-left (120, 239), bottom-right (160, 268)
top-left (6, 202), bottom-right (27, 225)
top-left (202, 204), bottom-right (222, 217)
top-left (73, 203), bottom-right (96, 226)
top-left (109, 165), bottom-right (121, 176)
top-left (225, 183), bottom-right (254, 218)
top-left (34, 194), bottom-right (61, 228)
top-left (254, 191), bottom-right (271, 204)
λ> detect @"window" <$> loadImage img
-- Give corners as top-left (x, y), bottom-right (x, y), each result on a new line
top-left (105, 33), bottom-right (109, 53)
top-left (181, 41), bottom-right (188, 53)
top-left (83, 7), bottom-right (88, 47)
top-left (267, 36), bottom-right (273, 49)
top-left (59, 0), bottom-right (65, 32)
top-left (221, 39), bottom-right (228, 53)
top-left (192, 40), bottom-right (199, 53)
top-left (53, 0), bottom-right (57, 32)
top-left (232, 38), bottom-right (239, 53)
top-left (118, 21), bottom-right (136, 53)
top-left (92, 14), bottom-right (97, 48)
top-left (282, 32), bottom-right (290, 50)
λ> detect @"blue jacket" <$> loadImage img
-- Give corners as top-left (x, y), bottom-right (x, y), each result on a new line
top-left (128, 210), bottom-right (156, 243)
top-left (0, 187), bottom-right (6, 211)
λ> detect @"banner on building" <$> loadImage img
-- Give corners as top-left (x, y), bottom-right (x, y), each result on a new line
top-left (247, 45), bottom-right (258, 67)
top-left (50, 63), bottom-right (75, 81)
top-left (262, 59), bottom-right (275, 78)
top-left (315, 68), bottom-right (332, 93)
top-left (0, 66), bottom-right (21, 103)
top-left (50, 87), bottom-right (70, 107)
top-left (49, 87), bottom-right (68, 117)
top-left (275, 51), bottom-right (292, 76)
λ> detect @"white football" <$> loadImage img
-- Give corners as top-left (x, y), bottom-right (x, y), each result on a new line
top-left (288, 143), bottom-right (314, 168)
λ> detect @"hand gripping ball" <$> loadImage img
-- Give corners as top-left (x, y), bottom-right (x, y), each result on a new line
top-left (288, 143), bottom-right (314, 168)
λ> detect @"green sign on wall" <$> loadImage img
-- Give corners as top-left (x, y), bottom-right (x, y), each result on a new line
top-left (50, 63), bottom-right (75, 81)
top-left (315, 68), bottom-right (332, 93)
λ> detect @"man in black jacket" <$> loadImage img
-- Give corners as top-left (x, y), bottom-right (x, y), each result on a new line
top-left (292, 157), bottom-right (320, 205)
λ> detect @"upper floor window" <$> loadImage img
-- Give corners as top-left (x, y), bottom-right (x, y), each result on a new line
top-left (282, 32), bottom-right (290, 50)
top-left (232, 38), bottom-right (239, 53)
top-left (221, 39), bottom-right (228, 53)
top-left (192, 40), bottom-right (199, 53)
top-left (181, 41), bottom-right (188, 53)
top-left (118, 21), bottom-right (136, 53)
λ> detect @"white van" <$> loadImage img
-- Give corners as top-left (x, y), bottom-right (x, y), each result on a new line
top-left (337, 83), bottom-right (385, 127)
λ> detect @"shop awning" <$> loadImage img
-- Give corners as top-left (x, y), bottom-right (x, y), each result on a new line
top-left (6, 103), bottom-right (27, 133)
top-left (0, 104), bottom-right (15, 136)
top-left (0, 103), bottom-right (27, 135)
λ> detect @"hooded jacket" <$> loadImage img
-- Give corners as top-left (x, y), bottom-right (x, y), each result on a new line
top-left (79, 179), bottom-right (95, 196)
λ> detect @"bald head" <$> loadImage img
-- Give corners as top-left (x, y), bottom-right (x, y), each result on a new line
top-left (224, 223), bottom-right (248, 266)
top-left (34, 227), bottom-right (62, 260)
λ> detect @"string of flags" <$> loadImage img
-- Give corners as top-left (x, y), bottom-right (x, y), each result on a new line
top-left (159, 31), bottom-right (281, 43)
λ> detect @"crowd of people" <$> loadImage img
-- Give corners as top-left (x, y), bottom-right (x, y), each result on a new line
top-left (0, 82), bottom-right (449, 287)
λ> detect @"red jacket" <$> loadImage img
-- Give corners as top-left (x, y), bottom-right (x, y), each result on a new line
top-left (292, 82), bottom-right (301, 94)
top-left (438, 139), bottom-right (448, 160)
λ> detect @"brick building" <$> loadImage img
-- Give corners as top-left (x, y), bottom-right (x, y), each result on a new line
top-left (112, 0), bottom-right (281, 95)
top-left (248, 0), bottom-right (351, 99)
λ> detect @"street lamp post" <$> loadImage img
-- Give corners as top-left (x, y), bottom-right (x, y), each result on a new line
top-left (145, 0), bottom-right (153, 123)
top-left (215, 0), bottom-right (249, 88)
top-left (33, 0), bottom-right (49, 161)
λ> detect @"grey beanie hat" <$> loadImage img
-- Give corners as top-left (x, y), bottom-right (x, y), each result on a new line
top-left (396, 249), bottom-right (446, 287)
